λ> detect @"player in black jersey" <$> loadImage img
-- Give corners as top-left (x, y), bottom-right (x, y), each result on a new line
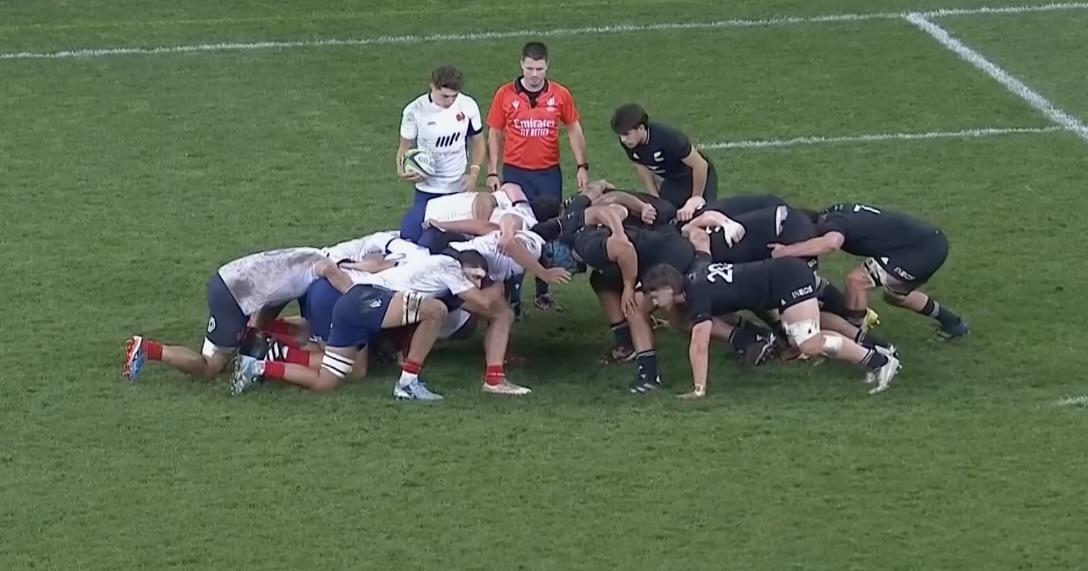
top-left (770, 203), bottom-right (969, 340)
top-left (682, 202), bottom-right (894, 357)
top-left (643, 229), bottom-right (902, 399)
top-left (611, 104), bottom-right (716, 222)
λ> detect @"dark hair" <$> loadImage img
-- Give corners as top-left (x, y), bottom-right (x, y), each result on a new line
top-left (642, 263), bottom-right (684, 293)
top-left (611, 103), bottom-right (649, 135)
top-left (521, 41), bottom-right (548, 61)
top-left (431, 65), bottom-right (463, 92)
top-left (530, 196), bottom-right (561, 222)
top-left (457, 249), bottom-right (489, 274)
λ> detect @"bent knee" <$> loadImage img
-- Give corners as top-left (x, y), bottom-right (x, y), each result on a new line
top-left (845, 268), bottom-right (871, 289)
top-left (420, 299), bottom-right (449, 321)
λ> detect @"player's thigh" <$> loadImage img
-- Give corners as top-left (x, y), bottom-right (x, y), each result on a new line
top-left (203, 273), bottom-right (248, 357)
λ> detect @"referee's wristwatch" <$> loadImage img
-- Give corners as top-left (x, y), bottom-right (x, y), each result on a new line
top-left (576, 162), bottom-right (590, 171)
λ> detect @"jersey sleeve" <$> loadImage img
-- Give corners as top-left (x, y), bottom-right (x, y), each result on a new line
top-left (686, 279), bottom-right (713, 325)
top-left (817, 213), bottom-right (849, 237)
top-left (669, 127), bottom-right (694, 158)
top-left (436, 259), bottom-right (475, 296)
top-left (399, 101), bottom-right (417, 140)
top-left (560, 87), bottom-right (580, 125)
top-left (465, 98), bottom-right (483, 137)
top-left (486, 88), bottom-right (507, 130)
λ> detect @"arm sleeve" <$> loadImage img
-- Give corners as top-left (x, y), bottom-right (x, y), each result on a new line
top-left (561, 89), bottom-right (580, 125)
top-left (671, 128), bottom-right (693, 159)
top-left (486, 89), bottom-right (506, 130)
top-left (687, 281), bottom-right (713, 325)
top-left (466, 99), bottom-right (483, 137)
top-left (399, 103), bottom-right (417, 140)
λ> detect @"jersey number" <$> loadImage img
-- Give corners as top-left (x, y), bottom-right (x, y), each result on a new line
top-left (706, 263), bottom-right (734, 283)
top-left (852, 204), bottom-right (882, 215)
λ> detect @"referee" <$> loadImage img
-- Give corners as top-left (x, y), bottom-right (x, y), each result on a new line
top-left (486, 41), bottom-right (590, 313)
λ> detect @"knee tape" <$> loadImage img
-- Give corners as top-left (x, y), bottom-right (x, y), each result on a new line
top-left (862, 258), bottom-right (887, 288)
top-left (320, 351), bottom-right (354, 379)
top-left (783, 319), bottom-right (820, 347)
top-left (822, 335), bottom-right (844, 357)
top-left (401, 291), bottom-right (426, 326)
top-left (201, 338), bottom-right (234, 360)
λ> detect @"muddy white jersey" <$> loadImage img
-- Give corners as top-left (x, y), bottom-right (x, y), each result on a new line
top-left (490, 201), bottom-right (537, 229)
top-left (352, 254), bottom-right (474, 298)
top-left (217, 247), bottom-right (326, 315)
top-left (450, 230), bottom-right (545, 281)
top-left (423, 190), bottom-right (513, 223)
top-left (322, 231), bottom-right (399, 262)
top-left (400, 93), bottom-right (483, 195)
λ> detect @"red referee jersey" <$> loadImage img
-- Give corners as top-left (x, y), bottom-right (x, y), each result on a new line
top-left (487, 79), bottom-right (579, 171)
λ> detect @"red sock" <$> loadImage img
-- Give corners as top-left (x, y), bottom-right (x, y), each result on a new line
top-left (485, 365), bottom-right (505, 386)
top-left (265, 319), bottom-right (294, 336)
top-left (284, 347), bottom-right (312, 366)
top-left (402, 359), bottom-right (423, 375)
top-left (264, 361), bottom-right (286, 380)
top-left (144, 340), bottom-right (163, 361)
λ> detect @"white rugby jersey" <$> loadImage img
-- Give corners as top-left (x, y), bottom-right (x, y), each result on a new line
top-left (400, 93), bottom-right (483, 195)
top-left (352, 254), bottom-right (475, 298)
top-left (490, 201), bottom-right (538, 229)
top-left (321, 231), bottom-right (400, 262)
top-left (423, 190), bottom-right (513, 223)
top-left (450, 230), bottom-right (545, 281)
top-left (217, 247), bottom-right (326, 316)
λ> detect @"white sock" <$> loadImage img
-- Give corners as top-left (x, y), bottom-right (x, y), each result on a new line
top-left (398, 370), bottom-right (419, 387)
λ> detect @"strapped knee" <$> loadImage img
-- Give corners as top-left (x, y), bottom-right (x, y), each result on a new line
top-left (822, 334), bottom-right (843, 357)
top-left (320, 351), bottom-right (354, 379)
top-left (783, 319), bottom-right (820, 347)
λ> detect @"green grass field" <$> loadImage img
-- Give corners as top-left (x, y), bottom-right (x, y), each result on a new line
top-left (3, 1), bottom-right (1087, 569)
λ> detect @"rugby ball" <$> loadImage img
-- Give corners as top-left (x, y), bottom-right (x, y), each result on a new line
top-left (403, 149), bottom-right (437, 177)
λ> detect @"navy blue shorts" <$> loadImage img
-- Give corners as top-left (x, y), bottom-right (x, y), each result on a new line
top-left (326, 285), bottom-right (395, 349)
top-left (298, 278), bottom-right (343, 343)
top-left (206, 273), bottom-right (248, 348)
top-left (502, 164), bottom-right (562, 202)
top-left (400, 188), bottom-right (446, 242)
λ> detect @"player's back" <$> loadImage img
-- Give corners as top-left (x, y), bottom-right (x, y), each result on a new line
top-left (822, 203), bottom-right (940, 256)
top-left (686, 257), bottom-right (779, 315)
top-left (218, 247), bottom-right (325, 314)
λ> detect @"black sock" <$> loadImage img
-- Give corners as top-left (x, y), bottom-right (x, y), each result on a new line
top-left (635, 350), bottom-right (659, 383)
top-left (860, 348), bottom-right (889, 371)
top-left (855, 329), bottom-right (893, 352)
top-left (753, 310), bottom-right (788, 341)
top-left (535, 278), bottom-right (550, 299)
top-left (611, 321), bottom-right (633, 350)
top-left (919, 298), bottom-right (962, 329)
top-left (819, 282), bottom-right (850, 317)
top-left (728, 319), bottom-right (767, 354)
top-left (843, 308), bottom-right (867, 327)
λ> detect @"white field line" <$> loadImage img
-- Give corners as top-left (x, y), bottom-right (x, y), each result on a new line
top-left (1, 2), bottom-right (1088, 60)
top-left (1052, 395), bottom-right (1088, 407)
top-left (906, 13), bottom-right (1088, 145)
top-left (700, 126), bottom-right (1063, 150)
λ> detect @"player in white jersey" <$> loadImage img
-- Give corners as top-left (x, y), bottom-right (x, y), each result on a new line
top-left (122, 247), bottom-right (353, 384)
top-left (396, 65), bottom-right (486, 243)
top-left (321, 231), bottom-right (429, 266)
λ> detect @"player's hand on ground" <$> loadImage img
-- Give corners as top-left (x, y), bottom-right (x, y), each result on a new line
top-left (485, 174), bottom-right (501, 191)
top-left (540, 267), bottom-right (572, 285)
top-left (640, 203), bottom-right (658, 225)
